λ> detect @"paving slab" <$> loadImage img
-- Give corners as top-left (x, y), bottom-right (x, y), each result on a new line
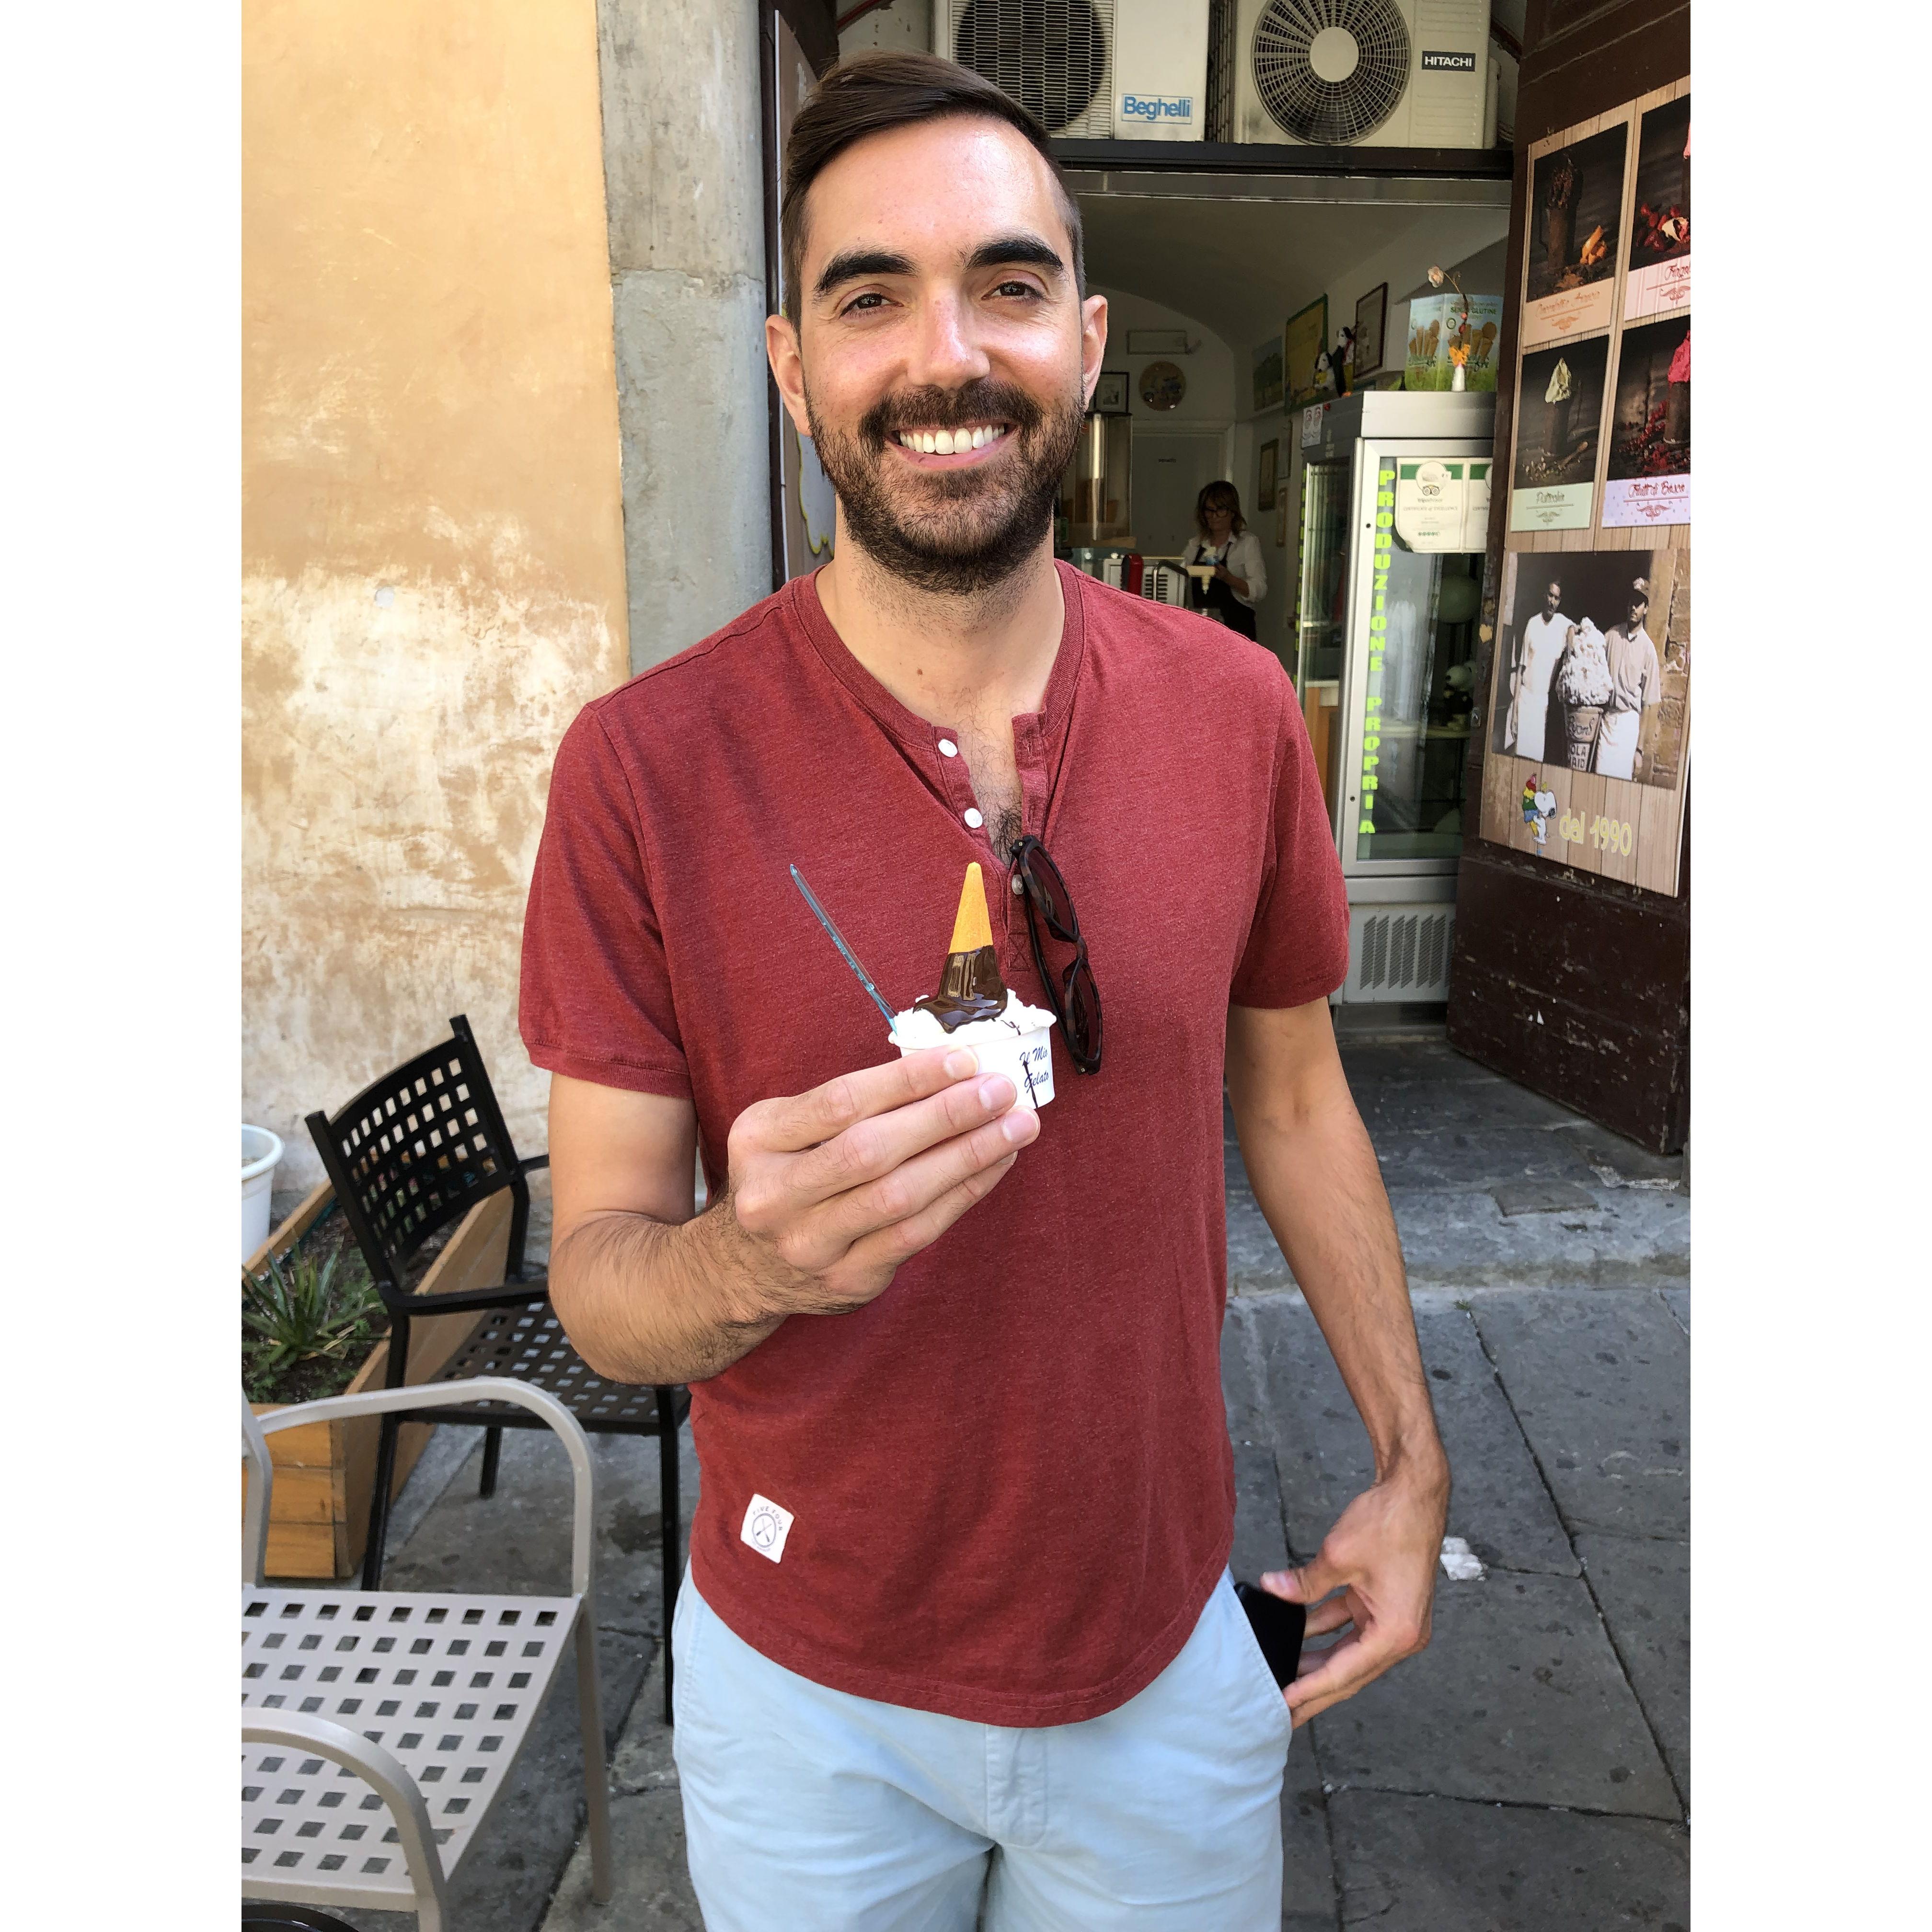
top-left (1369, 1123), bottom-right (1625, 1196)
top-left (1248, 1300), bottom-right (1576, 1577)
top-left (1309, 1570), bottom-right (1679, 1819)
top-left (1389, 1188), bottom-right (1689, 1290)
top-left (1329, 1790), bottom-right (1689, 1932)
top-left (1231, 1437), bottom-right (1293, 1584)
top-left (1660, 1286), bottom-right (1688, 1333)
top-left (1334, 1039), bottom-right (1501, 1091)
top-left (1577, 1533), bottom-right (1689, 1804)
top-left (1494, 1177), bottom-right (1601, 1217)
top-left (546, 1652), bottom-right (702, 1931)
top-left (1472, 1293), bottom-right (1689, 1541)
top-left (1281, 1766), bottom-right (1342, 1930)
top-left (1349, 1078), bottom-right (1586, 1137)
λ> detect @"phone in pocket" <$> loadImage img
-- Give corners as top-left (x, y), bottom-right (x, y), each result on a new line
top-left (1234, 1579), bottom-right (1307, 1689)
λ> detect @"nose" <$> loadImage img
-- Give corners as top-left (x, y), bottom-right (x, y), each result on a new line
top-left (905, 288), bottom-right (991, 392)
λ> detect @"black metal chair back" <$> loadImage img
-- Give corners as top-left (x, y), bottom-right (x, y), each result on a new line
top-left (305, 1014), bottom-right (533, 1308)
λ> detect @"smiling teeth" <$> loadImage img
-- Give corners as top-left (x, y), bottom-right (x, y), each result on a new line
top-left (899, 426), bottom-right (1004, 454)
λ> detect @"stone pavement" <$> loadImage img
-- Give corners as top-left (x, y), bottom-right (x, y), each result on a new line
top-left (299, 1026), bottom-right (1688, 1931)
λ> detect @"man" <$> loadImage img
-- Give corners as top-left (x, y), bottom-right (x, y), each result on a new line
top-left (1596, 576), bottom-right (1663, 780)
top-left (520, 53), bottom-right (1448, 1930)
top-left (1508, 575), bottom-right (1569, 763)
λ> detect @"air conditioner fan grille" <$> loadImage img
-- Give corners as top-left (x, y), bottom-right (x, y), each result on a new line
top-left (951, 0), bottom-right (1109, 136)
top-left (1251, 0), bottom-right (1411, 145)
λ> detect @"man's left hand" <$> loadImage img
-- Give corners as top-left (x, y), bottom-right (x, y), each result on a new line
top-left (1256, 1460), bottom-right (1449, 1729)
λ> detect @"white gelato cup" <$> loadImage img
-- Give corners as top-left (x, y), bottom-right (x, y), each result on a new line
top-left (888, 1000), bottom-right (1057, 1111)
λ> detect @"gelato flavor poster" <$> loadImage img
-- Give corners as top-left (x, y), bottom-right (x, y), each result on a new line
top-left (1521, 123), bottom-right (1630, 349)
top-left (1481, 548), bottom-right (1691, 897)
top-left (1624, 93), bottom-right (1690, 321)
top-left (1603, 314), bottom-right (1690, 528)
top-left (1509, 335), bottom-right (1610, 532)
top-left (1404, 294), bottom-right (1505, 392)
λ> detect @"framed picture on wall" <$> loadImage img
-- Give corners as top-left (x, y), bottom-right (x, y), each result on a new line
top-left (1353, 284), bottom-right (1388, 380)
top-left (1092, 370), bottom-right (1130, 415)
top-left (1252, 336), bottom-right (1284, 413)
top-left (1285, 297), bottom-right (1329, 407)
top-left (1257, 439), bottom-right (1280, 511)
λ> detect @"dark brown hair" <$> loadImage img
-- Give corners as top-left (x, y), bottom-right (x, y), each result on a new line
top-left (780, 52), bottom-right (1086, 326)
top-left (1195, 480), bottom-right (1245, 538)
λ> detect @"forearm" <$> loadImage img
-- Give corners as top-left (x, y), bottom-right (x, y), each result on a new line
top-left (550, 1201), bottom-right (784, 1385)
top-left (1229, 1056), bottom-right (1444, 1481)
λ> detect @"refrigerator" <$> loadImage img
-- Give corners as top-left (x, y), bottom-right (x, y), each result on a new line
top-left (1288, 391), bottom-right (1495, 1003)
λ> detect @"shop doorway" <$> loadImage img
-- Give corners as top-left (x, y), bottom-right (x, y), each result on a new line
top-left (1134, 433), bottom-right (1227, 556)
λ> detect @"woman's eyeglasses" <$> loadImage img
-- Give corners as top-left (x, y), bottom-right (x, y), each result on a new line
top-left (1009, 835), bottom-right (1102, 1075)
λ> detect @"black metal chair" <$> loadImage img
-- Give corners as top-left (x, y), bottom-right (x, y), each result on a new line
top-left (305, 1014), bottom-right (689, 1722)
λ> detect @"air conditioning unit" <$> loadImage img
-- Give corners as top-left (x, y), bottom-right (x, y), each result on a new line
top-left (1232, 0), bottom-right (1494, 149)
top-left (935, 1), bottom-right (1211, 143)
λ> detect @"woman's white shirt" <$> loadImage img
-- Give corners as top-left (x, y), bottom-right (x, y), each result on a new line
top-left (1181, 530), bottom-right (1268, 608)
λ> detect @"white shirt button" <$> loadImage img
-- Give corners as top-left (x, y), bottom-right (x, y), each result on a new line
top-left (963, 808), bottom-right (984, 829)
top-left (937, 738), bottom-right (958, 758)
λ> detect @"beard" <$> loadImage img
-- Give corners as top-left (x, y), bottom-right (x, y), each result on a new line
top-left (805, 374), bottom-right (1086, 597)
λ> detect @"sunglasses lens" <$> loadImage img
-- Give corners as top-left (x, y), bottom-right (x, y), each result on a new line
top-left (1063, 959), bottom-right (1101, 1062)
top-left (1026, 851), bottom-right (1077, 941)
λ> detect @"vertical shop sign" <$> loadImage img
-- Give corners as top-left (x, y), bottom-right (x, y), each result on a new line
top-left (1359, 460), bottom-right (1396, 837)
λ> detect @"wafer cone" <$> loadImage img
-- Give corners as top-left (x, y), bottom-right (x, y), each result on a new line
top-left (947, 862), bottom-right (993, 954)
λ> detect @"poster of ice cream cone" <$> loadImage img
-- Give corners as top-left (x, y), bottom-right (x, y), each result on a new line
top-left (1602, 315), bottom-right (1689, 527)
top-left (1521, 123), bottom-right (1630, 349)
top-left (1624, 92), bottom-right (1690, 321)
top-left (1404, 294), bottom-right (1504, 392)
top-left (1509, 336), bottom-right (1610, 532)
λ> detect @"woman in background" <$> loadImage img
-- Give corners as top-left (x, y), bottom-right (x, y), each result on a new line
top-left (1180, 480), bottom-right (1267, 640)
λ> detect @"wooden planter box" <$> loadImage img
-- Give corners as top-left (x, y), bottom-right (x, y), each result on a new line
top-left (245, 1182), bottom-right (509, 1579)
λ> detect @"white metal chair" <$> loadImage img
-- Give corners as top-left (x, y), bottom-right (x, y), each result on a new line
top-left (242, 1380), bottom-right (613, 1929)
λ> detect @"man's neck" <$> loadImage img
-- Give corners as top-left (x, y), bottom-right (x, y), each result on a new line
top-left (813, 526), bottom-right (1065, 730)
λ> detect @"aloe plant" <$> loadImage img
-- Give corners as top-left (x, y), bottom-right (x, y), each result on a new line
top-left (242, 1246), bottom-right (381, 1382)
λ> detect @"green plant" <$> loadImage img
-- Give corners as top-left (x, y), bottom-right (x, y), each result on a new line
top-left (243, 1246), bottom-right (381, 1384)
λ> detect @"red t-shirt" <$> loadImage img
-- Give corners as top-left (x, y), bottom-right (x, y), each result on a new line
top-left (521, 562), bottom-right (1347, 1725)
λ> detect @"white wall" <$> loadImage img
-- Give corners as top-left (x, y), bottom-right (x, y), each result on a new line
top-left (1093, 283), bottom-right (1236, 429)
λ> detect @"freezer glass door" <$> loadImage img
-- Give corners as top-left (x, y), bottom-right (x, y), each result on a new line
top-left (1294, 453), bottom-right (1353, 687)
top-left (1345, 450), bottom-right (1487, 870)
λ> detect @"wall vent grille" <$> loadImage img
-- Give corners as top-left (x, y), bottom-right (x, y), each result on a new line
top-left (1343, 905), bottom-right (1455, 1002)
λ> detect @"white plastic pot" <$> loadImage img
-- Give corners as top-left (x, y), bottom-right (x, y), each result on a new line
top-left (242, 1124), bottom-right (285, 1264)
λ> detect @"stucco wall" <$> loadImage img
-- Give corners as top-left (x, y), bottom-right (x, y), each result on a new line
top-left (243, 0), bottom-right (631, 1187)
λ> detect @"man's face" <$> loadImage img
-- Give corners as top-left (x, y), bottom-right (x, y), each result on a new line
top-left (767, 117), bottom-right (1106, 596)
top-left (1543, 582), bottom-right (1563, 615)
top-left (1628, 596), bottom-right (1650, 628)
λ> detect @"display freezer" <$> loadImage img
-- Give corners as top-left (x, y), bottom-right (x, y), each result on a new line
top-left (1288, 392), bottom-right (1495, 1002)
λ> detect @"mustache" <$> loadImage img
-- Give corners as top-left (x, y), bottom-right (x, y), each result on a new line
top-left (859, 380), bottom-right (1045, 451)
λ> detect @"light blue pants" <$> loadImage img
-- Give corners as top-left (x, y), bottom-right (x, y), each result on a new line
top-left (671, 1567), bottom-right (1291, 1930)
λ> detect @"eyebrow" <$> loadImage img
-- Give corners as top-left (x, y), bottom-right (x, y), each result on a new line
top-left (813, 231), bottom-right (1068, 303)
top-left (964, 232), bottom-right (1067, 278)
top-left (814, 246), bottom-right (915, 300)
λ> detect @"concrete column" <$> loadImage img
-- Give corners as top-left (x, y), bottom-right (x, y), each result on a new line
top-left (596, 0), bottom-right (774, 670)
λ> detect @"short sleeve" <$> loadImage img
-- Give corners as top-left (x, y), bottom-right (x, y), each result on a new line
top-left (519, 706), bottom-right (693, 1100)
top-left (1229, 661), bottom-right (1350, 1008)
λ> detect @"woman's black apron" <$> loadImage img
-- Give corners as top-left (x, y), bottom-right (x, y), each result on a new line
top-left (1201, 566), bottom-right (1259, 639)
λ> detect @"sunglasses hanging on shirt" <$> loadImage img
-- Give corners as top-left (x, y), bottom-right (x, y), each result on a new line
top-left (1008, 835), bottom-right (1102, 1075)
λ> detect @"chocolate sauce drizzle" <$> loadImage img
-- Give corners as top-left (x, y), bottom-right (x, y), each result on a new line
top-left (913, 944), bottom-right (1008, 1031)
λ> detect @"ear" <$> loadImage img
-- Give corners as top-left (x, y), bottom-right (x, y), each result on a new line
top-left (766, 312), bottom-right (813, 439)
top-left (1079, 293), bottom-right (1109, 408)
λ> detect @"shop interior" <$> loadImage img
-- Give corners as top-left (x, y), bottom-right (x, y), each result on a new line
top-left (835, 0), bottom-right (1524, 1003)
